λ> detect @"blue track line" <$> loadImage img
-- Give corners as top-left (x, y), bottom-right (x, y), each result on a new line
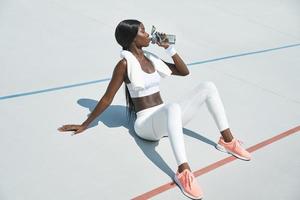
top-left (187, 43), bottom-right (300, 66)
top-left (1, 43), bottom-right (299, 101)
top-left (0, 79), bottom-right (110, 100)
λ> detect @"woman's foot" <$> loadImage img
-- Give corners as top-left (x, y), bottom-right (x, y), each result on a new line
top-left (216, 136), bottom-right (251, 161)
top-left (174, 169), bottom-right (203, 199)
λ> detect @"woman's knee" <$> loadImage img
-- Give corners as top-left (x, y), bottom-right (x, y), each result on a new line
top-left (204, 81), bottom-right (217, 90)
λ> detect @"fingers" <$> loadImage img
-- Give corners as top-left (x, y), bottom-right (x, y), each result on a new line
top-left (71, 129), bottom-right (84, 136)
top-left (73, 128), bottom-right (82, 134)
top-left (58, 124), bottom-right (87, 136)
top-left (58, 126), bottom-right (68, 132)
top-left (159, 32), bottom-right (167, 41)
top-left (57, 124), bottom-right (79, 132)
top-left (155, 32), bottom-right (169, 47)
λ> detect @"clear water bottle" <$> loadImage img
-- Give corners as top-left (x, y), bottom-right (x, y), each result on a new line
top-left (150, 25), bottom-right (176, 44)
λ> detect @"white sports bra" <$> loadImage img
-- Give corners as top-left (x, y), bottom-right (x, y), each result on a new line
top-left (126, 70), bottom-right (161, 98)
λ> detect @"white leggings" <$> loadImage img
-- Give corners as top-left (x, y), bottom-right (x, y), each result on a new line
top-left (134, 81), bottom-right (229, 166)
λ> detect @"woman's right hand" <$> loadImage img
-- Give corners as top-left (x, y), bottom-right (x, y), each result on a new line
top-left (57, 124), bottom-right (88, 135)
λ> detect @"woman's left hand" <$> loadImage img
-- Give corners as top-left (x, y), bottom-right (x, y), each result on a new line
top-left (58, 124), bottom-right (88, 135)
top-left (156, 32), bottom-right (170, 49)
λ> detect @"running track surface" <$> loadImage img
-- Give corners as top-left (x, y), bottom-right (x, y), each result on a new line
top-left (132, 125), bottom-right (300, 199)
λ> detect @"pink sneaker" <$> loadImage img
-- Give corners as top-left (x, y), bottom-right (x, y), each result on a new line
top-left (174, 169), bottom-right (203, 199)
top-left (216, 137), bottom-right (251, 161)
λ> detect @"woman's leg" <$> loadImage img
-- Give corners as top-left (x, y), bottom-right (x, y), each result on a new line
top-left (134, 104), bottom-right (203, 198)
top-left (151, 104), bottom-right (206, 198)
top-left (152, 103), bottom-right (189, 168)
top-left (134, 103), bottom-right (190, 172)
top-left (178, 81), bottom-right (228, 129)
top-left (176, 81), bottom-right (251, 160)
top-left (135, 81), bottom-right (231, 170)
top-left (177, 81), bottom-right (233, 141)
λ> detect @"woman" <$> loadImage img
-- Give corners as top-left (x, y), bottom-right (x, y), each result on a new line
top-left (58, 19), bottom-right (251, 200)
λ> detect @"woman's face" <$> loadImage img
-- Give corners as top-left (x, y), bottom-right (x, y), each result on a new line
top-left (133, 23), bottom-right (151, 47)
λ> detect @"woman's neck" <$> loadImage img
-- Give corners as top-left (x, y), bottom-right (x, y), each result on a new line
top-left (129, 46), bottom-right (144, 58)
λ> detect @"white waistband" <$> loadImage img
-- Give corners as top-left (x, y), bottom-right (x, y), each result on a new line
top-left (136, 103), bottom-right (165, 118)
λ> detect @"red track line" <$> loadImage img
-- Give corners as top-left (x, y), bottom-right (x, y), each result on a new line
top-left (132, 125), bottom-right (300, 200)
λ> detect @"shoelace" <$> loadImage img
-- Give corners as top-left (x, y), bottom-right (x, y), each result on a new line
top-left (233, 139), bottom-right (244, 150)
top-left (182, 170), bottom-right (194, 189)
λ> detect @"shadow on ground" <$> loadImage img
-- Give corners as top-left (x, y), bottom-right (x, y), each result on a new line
top-left (78, 98), bottom-right (217, 178)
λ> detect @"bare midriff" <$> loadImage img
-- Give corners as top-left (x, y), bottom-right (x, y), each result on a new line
top-left (132, 92), bottom-right (163, 112)
top-left (124, 56), bottom-right (164, 113)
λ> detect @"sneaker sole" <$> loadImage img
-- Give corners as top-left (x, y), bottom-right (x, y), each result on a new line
top-left (173, 176), bottom-right (203, 200)
top-left (215, 144), bottom-right (251, 161)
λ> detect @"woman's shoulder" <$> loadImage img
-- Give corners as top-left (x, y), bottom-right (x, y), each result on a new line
top-left (114, 58), bottom-right (127, 72)
top-left (116, 58), bottom-right (127, 68)
top-left (115, 58), bottom-right (130, 83)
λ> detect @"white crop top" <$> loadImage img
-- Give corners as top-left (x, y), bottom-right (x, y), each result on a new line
top-left (126, 70), bottom-right (161, 98)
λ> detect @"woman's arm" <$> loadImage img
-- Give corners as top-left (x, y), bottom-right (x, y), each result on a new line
top-left (163, 53), bottom-right (190, 76)
top-left (81, 59), bottom-right (127, 127)
top-left (58, 59), bottom-right (127, 135)
top-left (156, 34), bottom-right (189, 76)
